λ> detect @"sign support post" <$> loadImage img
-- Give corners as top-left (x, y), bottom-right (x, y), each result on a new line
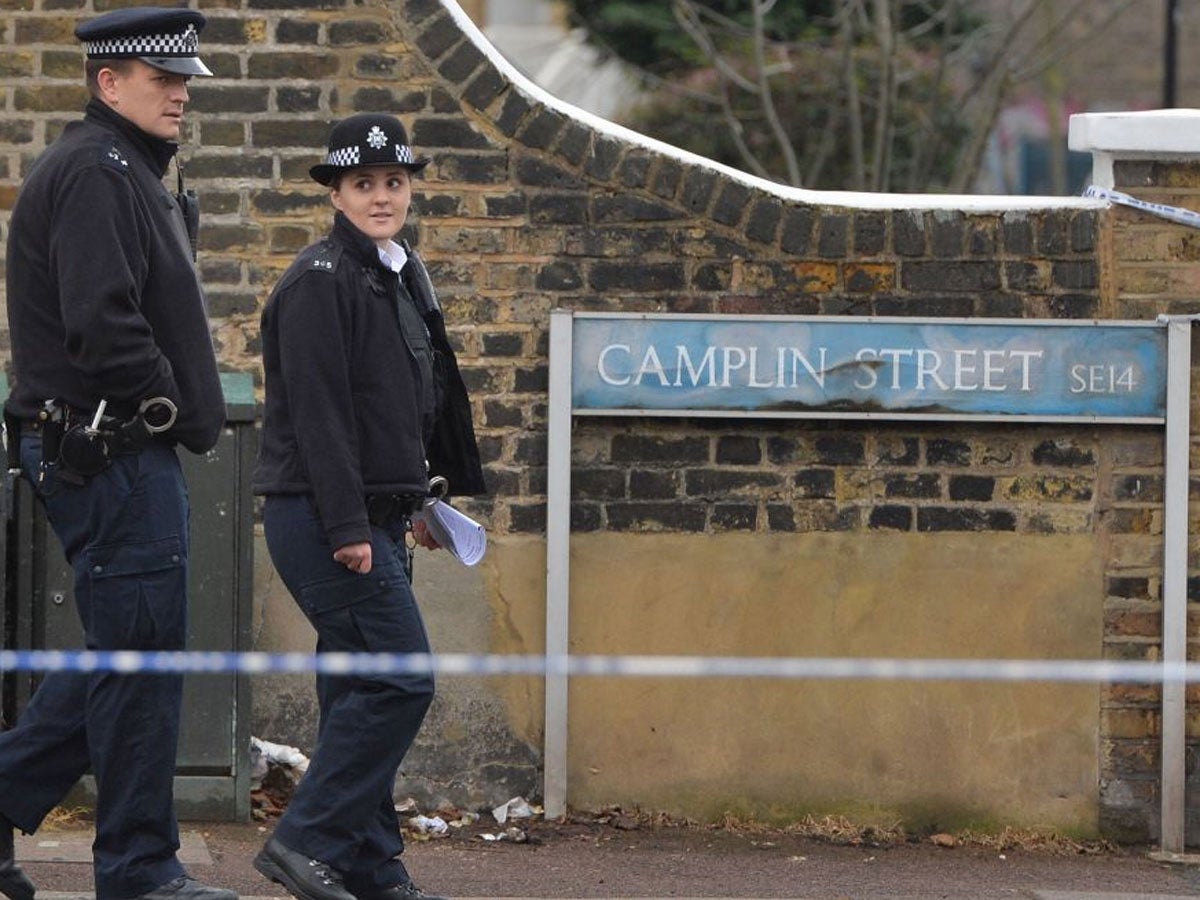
top-left (1159, 315), bottom-right (1194, 854)
top-left (542, 310), bottom-right (1188, 845)
top-left (543, 310), bottom-right (574, 820)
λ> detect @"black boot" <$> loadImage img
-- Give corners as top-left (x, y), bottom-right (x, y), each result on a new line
top-left (253, 838), bottom-right (355, 900)
top-left (0, 814), bottom-right (35, 900)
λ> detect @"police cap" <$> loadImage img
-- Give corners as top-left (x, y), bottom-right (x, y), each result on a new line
top-left (310, 113), bottom-right (431, 186)
top-left (75, 7), bottom-right (212, 77)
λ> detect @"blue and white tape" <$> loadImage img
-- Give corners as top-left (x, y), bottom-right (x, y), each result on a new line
top-left (1, 649), bottom-right (1198, 684)
top-left (1084, 184), bottom-right (1200, 230)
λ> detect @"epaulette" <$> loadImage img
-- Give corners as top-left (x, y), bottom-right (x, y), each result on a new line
top-left (99, 144), bottom-right (130, 174)
top-left (307, 241), bottom-right (342, 274)
top-left (276, 240), bottom-right (342, 293)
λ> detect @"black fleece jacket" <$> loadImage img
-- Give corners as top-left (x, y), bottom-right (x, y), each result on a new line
top-left (254, 213), bottom-right (448, 550)
top-left (4, 99), bottom-right (225, 454)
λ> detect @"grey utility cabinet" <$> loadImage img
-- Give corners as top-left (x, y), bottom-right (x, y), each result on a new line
top-left (2, 373), bottom-right (256, 821)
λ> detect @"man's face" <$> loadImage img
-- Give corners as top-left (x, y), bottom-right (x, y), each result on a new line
top-left (99, 59), bottom-right (192, 141)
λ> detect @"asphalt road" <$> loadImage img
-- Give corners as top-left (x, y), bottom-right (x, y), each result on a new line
top-left (15, 816), bottom-right (1200, 899)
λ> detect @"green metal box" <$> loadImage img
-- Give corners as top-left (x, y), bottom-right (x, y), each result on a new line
top-left (1, 373), bottom-right (256, 821)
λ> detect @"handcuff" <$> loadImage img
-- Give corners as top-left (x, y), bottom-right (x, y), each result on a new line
top-left (58, 396), bottom-right (178, 477)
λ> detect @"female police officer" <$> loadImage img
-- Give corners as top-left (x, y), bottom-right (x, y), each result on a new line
top-left (251, 114), bottom-right (484, 900)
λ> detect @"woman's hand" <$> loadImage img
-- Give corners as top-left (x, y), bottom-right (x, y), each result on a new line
top-left (412, 518), bottom-right (441, 551)
top-left (333, 541), bottom-right (373, 573)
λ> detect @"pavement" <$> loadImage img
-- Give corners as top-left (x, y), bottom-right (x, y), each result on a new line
top-left (13, 818), bottom-right (1200, 900)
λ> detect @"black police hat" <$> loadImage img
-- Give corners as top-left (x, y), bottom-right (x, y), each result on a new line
top-left (75, 7), bottom-right (211, 77)
top-left (310, 113), bottom-right (431, 186)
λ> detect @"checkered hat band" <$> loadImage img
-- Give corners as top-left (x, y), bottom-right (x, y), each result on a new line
top-left (324, 145), bottom-right (417, 167)
top-left (326, 147), bottom-right (361, 167)
top-left (85, 26), bottom-right (199, 58)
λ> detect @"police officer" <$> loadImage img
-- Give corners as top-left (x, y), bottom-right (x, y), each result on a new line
top-left (252, 114), bottom-right (485, 900)
top-left (0, 8), bottom-right (231, 900)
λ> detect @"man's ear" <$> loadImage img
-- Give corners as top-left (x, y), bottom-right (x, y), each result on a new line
top-left (96, 66), bottom-right (120, 104)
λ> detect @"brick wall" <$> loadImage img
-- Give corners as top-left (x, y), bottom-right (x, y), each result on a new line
top-left (0, 0), bottom-right (1190, 840)
top-left (1094, 158), bottom-right (1200, 841)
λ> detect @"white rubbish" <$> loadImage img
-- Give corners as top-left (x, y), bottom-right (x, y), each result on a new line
top-left (491, 796), bottom-right (535, 824)
top-left (249, 736), bottom-right (310, 787)
top-left (407, 815), bottom-right (448, 836)
top-left (478, 827), bottom-right (528, 843)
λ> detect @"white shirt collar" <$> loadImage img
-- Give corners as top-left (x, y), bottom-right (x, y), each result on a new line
top-left (377, 240), bottom-right (408, 274)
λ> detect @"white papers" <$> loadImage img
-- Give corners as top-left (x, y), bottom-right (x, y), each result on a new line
top-left (414, 499), bottom-right (487, 566)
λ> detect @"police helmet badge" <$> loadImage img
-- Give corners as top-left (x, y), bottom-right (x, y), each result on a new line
top-left (309, 113), bottom-right (431, 186)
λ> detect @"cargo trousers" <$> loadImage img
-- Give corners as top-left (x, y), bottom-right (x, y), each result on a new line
top-left (262, 494), bottom-right (435, 895)
top-left (0, 435), bottom-right (190, 900)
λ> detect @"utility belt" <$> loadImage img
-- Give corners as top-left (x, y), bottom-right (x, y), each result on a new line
top-left (365, 476), bottom-right (448, 527)
top-left (5, 397), bottom-right (178, 484)
top-left (365, 492), bottom-right (426, 526)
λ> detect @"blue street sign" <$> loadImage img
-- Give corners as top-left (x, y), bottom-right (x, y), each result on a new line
top-left (569, 315), bottom-right (1167, 422)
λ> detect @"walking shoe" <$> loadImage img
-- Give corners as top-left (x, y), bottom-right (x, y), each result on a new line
top-left (136, 876), bottom-right (238, 900)
top-left (357, 883), bottom-right (447, 900)
top-left (253, 837), bottom-right (355, 900)
top-left (0, 815), bottom-right (35, 900)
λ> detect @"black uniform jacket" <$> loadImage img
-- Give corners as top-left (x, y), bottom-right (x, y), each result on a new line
top-left (400, 241), bottom-right (487, 500)
top-left (4, 99), bottom-right (225, 454)
top-left (253, 213), bottom-right (485, 551)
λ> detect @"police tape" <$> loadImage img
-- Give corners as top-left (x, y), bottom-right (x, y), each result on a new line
top-left (1084, 184), bottom-right (1200, 230)
top-left (1, 649), bottom-right (1199, 683)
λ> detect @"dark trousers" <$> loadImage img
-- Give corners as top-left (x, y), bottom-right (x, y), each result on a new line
top-left (263, 494), bottom-right (434, 894)
top-left (0, 437), bottom-right (190, 899)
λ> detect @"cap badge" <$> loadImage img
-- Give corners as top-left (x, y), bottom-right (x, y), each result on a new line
top-left (366, 126), bottom-right (388, 150)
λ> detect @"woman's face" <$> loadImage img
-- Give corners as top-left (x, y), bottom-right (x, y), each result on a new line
top-left (330, 166), bottom-right (412, 246)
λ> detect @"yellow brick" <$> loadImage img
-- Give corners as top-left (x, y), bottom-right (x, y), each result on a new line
top-left (1111, 227), bottom-right (1164, 262)
top-left (1003, 474), bottom-right (1093, 502)
top-left (1115, 266), bottom-right (1170, 293)
top-left (1101, 707), bottom-right (1159, 739)
top-left (794, 262), bottom-right (839, 292)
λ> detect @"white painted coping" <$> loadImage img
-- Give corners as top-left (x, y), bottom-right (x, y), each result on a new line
top-left (1069, 109), bottom-right (1200, 188)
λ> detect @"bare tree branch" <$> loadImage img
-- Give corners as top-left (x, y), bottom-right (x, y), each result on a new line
top-left (671, 0), bottom-right (773, 180)
top-left (869, 0), bottom-right (897, 191)
top-left (1012, 0), bottom-right (1138, 82)
top-left (837, 0), bottom-right (867, 190)
top-left (751, 0), bottom-right (802, 185)
top-left (672, 1), bottom-right (757, 91)
top-left (897, 0), bottom-right (959, 191)
top-left (610, 0), bottom-right (1136, 193)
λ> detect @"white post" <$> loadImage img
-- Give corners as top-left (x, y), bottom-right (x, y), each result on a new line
top-left (543, 310), bottom-right (574, 819)
top-left (1160, 316), bottom-right (1192, 853)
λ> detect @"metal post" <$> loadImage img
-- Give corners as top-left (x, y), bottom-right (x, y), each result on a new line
top-left (1159, 315), bottom-right (1191, 853)
top-left (1164, 0), bottom-right (1179, 108)
top-left (543, 310), bottom-right (574, 819)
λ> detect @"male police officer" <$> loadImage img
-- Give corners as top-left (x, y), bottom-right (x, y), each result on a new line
top-left (0, 8), bottom-right (231, 900)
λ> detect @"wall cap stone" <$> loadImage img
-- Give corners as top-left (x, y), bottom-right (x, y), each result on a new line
top-left (1069, 109), bottom-right (1200, 188)
top-left (1069, 109), bottom-right (1200, 156)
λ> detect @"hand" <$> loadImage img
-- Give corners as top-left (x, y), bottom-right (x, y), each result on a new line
top-left (412, 518), bottom-right (441, 551)
top-left (333, 541), bottom-right (372, 573)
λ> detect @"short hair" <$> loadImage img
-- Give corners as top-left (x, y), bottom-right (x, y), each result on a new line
top-left (85, 58), bottom-right (135, 97)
